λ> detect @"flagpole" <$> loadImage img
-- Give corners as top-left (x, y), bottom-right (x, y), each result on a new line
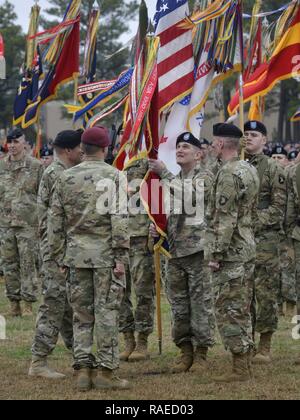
top-left (154, 248), bottom-right (163, 355)
top-left (239, 72), bottom-right (245, 160)
top-left (73, 76), bottom-right (79, 129)
top-left (239, 0), bottom-right (245, 160)
top-left (35, 120), bottom-right (42, 159)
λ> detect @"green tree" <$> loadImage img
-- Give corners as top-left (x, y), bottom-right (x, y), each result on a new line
top-left (0, 1), bottom-right (25, 131)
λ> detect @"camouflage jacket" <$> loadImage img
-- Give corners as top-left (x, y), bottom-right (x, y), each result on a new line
top-left (205, 157), bottom-right (259, 263)
top-left (286, 162), bottom-right (300, 242)
top-left (207, 157), bottom-right (223, 177)
top-left (248, 154), bottom-right (286, 235)
top-left (160, 165), bottom-right (214, 258)
top-left (38, 159), bottom-right (67, 262)
top-left (48, 159), bottom-right (129, 268)
top-left (125, 158), bottom-right (150, 238)
top-left (0, 154), bottom-right (44, 228)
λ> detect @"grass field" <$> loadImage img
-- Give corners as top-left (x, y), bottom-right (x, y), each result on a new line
top-left (0, 277), bottom-right (300, 400)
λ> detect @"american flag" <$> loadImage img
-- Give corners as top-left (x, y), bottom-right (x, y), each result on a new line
top-left (154, 0), bottom-right (195, 112)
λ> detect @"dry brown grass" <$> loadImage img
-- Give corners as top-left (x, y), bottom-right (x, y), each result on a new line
top-left (0, 277), bottom-right (300, 400)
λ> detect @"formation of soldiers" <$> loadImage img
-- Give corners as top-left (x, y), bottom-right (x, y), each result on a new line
top-left (0, 119), bottom-right (299, 392)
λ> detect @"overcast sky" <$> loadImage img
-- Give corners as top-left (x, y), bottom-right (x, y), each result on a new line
top-left (1, 0), bottom-right (157, 41)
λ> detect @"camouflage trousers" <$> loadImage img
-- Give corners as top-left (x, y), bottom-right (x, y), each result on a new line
top-left (31, 260), bottom-right (73, 358)
top-left (119, 237), bottom-right (155, 335)
top-left (1, 227), bottom-right (39, 302)
top-left (69, 267), bottom-right (125, 371)
top-left (293, 240), bottom-right (300, 315)
top-left (166, 252), bottom-right (215, 348)
top-left (254, 231), bottom-right (280, 334)
top-left (278, 235), bottom-right (297, 305)
top-left (212, 261), bottom-right (254, 355)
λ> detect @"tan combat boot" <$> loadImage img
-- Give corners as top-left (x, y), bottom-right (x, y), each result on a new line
top-left (93, 368), bottom-right (131, 390)
top-left (23, 302), bottom-right (33, 317)
top-left (253, 332), bottom-right (273, 364)
top-left (193, 347), bottom-right (208, 370)
top-left (77, 368), bottom-right (92, 392)
top-left (171, 342), bottom-right (194, 374)
top-left (120, 332), bottom-right (136, 362)
top-left (28, 356), bottom-right (66, 379)
top-left (10, 301), bottom-right (22, 317)
top-left (128, 332), bottom-right (150, 362)
top-left (214, 353), bottom-right (251, 383)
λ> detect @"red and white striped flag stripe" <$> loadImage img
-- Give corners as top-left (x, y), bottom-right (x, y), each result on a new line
top-left (154, 0), bottom-right (195, 112)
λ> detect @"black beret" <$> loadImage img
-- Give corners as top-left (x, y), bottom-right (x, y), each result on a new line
top-left (288, 150), bottom-right (299, 160)
top-left (271, 145), bottom-right (287, 156)
top-left (53, 129), bottom-right (82, 149)
top-left (213, 123), bottom-right (243, 139)
top-left (199, 138), bottom-right (210, 146)
top-left (7, 128), bottom-right (24, 141)
top-left (40, 147), bottom-right (54, 158)
top-left (244, 120), bottom-right (267, 136)
top-left (176, 132), bottom-right (202, 149)
top-left (263, 146), bottom-right (272, 157)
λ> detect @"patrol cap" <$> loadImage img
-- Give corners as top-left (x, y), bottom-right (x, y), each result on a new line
top-left (53, 129), bottom-right (82, 149)
top-left (81, 126), bottom-right (111, 148)
top-left (176, 132), bottom-right (202, 149)
top-left (288, 150), bottom-right (299, 160)
top-left (271, 145), bottom-right (287, 156)
top-left (213, 123), bottom-right (243, 139)
top-left (7, 128), bottom-right (24, 142)
top-left (40, 147), bottom-right (54, 158)
top-left (244, 120), bottom-right (267, 136)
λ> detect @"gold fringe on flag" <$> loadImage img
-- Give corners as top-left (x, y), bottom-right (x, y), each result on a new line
top-left (26, 2), bottom-right (41, 69)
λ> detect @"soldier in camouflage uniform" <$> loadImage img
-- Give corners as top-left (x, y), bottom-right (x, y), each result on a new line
top-left (0, 228), bottom-right (4, 278)
top-left (119, 158), bottom-right (155, 362)
top-left (206, 123), bottom-right (259, 383)
top-left (29, 130), bottom-right (83, 380)
top-left (149, 132), bottom-right (215, 374)
top-left (0, 128), bottom-right (44, 317)
top-left (197, 138), bottom-right (222, 176)
top-left (286, 161), bottom-right (300, 359)
top-left (48, 127), bottom-right (130, 392)
top-left (245, 121), bottom-right (287, 364)
top-left (197, 138), bottom-right (211, 170)
top-left (271, 145), bottom-right (297, 317)
top-left (0, 147), bottom-right (7, 277)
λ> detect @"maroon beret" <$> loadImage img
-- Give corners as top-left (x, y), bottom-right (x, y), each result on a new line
top-left (81, 126), bottom-right (111, 148)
